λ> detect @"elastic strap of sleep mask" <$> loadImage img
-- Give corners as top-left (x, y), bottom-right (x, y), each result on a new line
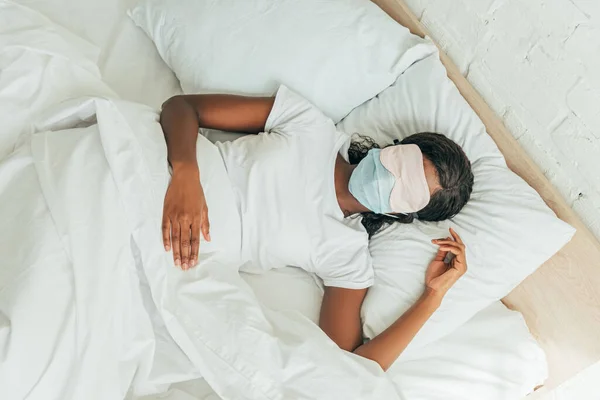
top-left (383, 212), bottom-right (419, 220)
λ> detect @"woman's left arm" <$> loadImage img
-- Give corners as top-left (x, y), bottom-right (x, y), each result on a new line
top-left (353, 228), bottom-right (467, 371)
top-left (353, 290), bottom-right (440, 370)
top-left (319, 287), bottom-right (368, 352)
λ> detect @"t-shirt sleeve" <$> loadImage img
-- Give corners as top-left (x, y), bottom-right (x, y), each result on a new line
top-left (315, 219), bottom-right (374, 289)
top-left (318, 245), bottom-right (374, 290)
top-left (264, 85), bottom-right (335, 136)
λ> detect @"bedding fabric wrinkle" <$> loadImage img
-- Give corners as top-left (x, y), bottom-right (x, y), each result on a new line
top-left (0, 4), bottom-right (405, 398)
top-left (1, 93), bottom-right (406, 400)
top-left (99, 97), bottom-right (406, 400)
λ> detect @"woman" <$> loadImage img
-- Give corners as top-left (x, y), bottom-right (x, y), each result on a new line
top-left (159, 85), bottom-right (473, 370)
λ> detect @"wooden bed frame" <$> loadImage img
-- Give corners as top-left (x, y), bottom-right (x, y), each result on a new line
top-left (372, 0), bottom-right (600, 392)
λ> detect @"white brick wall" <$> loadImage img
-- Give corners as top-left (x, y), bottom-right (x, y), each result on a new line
top-left (404, 0), bottom-right (600, 239)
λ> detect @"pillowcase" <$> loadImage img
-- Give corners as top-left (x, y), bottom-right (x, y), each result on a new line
top-left (337, 52), bottom-right (575, 351)
top-left (393, 301), bottom-right (547, 400)
top-left (128, 0), bottom-right (435, 122)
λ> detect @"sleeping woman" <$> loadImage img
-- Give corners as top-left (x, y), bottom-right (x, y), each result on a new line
top-left (159, 85), bottom-right (474, 371)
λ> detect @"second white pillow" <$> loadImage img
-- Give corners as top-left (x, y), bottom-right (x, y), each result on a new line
top-left (129, 0), bottom-right (436, 122)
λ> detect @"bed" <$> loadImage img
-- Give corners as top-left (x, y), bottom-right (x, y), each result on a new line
top-left (3, 0), bottom-right (600, 397)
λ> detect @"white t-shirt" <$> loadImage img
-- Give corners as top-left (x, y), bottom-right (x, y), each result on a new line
top-left (216, 86), bottom-right (373, 289)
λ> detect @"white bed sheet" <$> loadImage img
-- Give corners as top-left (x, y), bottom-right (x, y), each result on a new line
top-left (137, 268), bottom-right (547, 400)
top-left (16, 0), bottom-right (182, 107)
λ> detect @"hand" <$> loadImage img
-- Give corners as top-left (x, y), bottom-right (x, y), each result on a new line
top-left (162, 164), bottom-right (210, 269)
top-left (425, 228), bottom-right (467, 300)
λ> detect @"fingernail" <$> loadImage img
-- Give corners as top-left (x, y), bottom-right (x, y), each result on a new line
top-left (165, 245), bottom-right (170, 251)
top-left (182, 262), bottom-right (188, 269)
top-left (175, 259), bottom-right (180, 266)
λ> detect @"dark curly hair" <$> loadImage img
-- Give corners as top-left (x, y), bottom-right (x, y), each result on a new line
top-left (348, 132), bottom-right (474, 237)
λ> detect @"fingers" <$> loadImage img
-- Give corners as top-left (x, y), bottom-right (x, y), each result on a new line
top-left (433, 247), bottom-right (448, 262)
top-left (432, 228), bottom-right (464, 247)
top-left (433, 239), bottom-right (463, 248)
top-left (171, 222), bottom-right (181, 267)
top-left (431, 236), bottom-right (451, 261)
top-left (438, 246), bottom-right (466, 270)
top-left (433, 232), bottom-right (466, 264)
top-left (165, 215), bottom-right (207, 270)
top-left (432, 240), bottom-right (464, 254)
top-left (436, 244), bottom-right (467, 272)
top-left (188, 210), bottom-right (209, 268)
top-left (190, 219), bottom-right (200, 267)
top-left (437, 245), bottom-right (462, 256)
top-left (201, 209), bottom-right (211, 242)
top-left (449, 227), bottom-right (464, 244)
top-left (162, 216), bottom-right (171, 251)
top-left (180, 220), bottom-right (191, 270)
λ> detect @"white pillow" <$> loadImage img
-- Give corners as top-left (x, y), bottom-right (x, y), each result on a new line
top-left (337, 52), bottom-right (575, 350)
top-left (128, 0), bottom-right (436, 122)
top-left (393, 302), bottom-right (547, 400)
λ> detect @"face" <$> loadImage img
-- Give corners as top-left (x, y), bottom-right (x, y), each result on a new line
top-left (346, 147), bottom-right (439, 216)
top-left (423, 156), bottom-right (441, 196)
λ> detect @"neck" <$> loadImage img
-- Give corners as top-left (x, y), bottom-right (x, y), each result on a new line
top-left (334, 154), bottom-right (370, 216)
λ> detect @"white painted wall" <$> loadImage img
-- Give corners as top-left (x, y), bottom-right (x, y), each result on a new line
top-left (403, 0), bottom-right (600, 239)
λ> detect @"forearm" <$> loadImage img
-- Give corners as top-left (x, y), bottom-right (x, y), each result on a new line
top-left (160, 96), bottom-right (201, 172)
top-left (354, 291), bottom-right (440, 371)
top-left (159, 92), bottom-right (278, 266)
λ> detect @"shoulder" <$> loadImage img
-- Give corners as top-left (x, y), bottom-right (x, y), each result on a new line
top-left (265, 85), bottom-right (335, 135)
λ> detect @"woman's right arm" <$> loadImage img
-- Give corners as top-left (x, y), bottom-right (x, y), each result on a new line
top-left (159, 94), bottom-right (275, 269)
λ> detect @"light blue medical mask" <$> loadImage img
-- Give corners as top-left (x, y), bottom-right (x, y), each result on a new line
top-left (348, 149), bottom-right (395, 214)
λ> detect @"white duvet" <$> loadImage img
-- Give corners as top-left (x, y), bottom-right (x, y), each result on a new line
top-left (0, 3), bottom-right (402, 399)
top-left (0, 2), bottom-right (547, 400)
